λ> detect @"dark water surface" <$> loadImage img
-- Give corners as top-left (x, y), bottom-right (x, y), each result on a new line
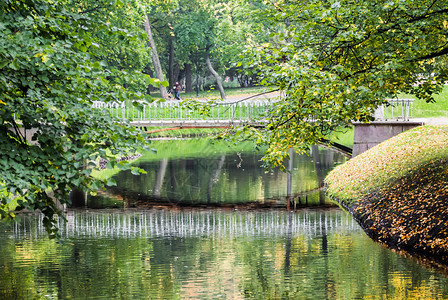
top-left (1, 141), bottom-right (448, 299)
top-left (93, 143), bottom-right (344, 209)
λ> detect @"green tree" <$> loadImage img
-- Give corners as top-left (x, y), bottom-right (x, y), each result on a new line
top-left (174, 0), bottom-right (235, 99)
top-left (0, 0), bottom-right (153, 236)
top-left (68, 0), bottom-right (152, 94)
top-left (244, 0), bottom-right (448, 168)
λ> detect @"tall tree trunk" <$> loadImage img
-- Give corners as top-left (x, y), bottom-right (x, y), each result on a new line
top-left (205, 49), bottom-right (226, 100)
top-left (173, 63), bottom-right (180, 84)
top-left (168, 38), bottom-right (174, 90)
top-left (143, 15), bottom-right (168, 100)
top-left (185, 63), bottom-right (193, 93)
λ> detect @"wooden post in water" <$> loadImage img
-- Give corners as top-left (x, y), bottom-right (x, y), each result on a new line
top-left (312, 145), bottom-right (326, 205)
top-left (286, 148), bottom-right (293, 210)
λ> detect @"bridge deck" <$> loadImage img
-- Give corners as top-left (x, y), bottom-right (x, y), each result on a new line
top-left (94, 98), bottom-right (415, 125)
top-left (131, 119), bottom-right (267, 127)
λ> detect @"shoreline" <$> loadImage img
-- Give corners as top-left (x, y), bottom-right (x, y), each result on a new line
top-left (325, 125), bottom-right (448, 268)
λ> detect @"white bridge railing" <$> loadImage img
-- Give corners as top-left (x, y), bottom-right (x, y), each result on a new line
top-left (374, 99), bottom-right (414, 121)
top-left (10, 210), bottom-right (362, 239)
top-left (92, 98), bottom-right (415, 124)
top-left (92, 100), bottom-right (275, 124)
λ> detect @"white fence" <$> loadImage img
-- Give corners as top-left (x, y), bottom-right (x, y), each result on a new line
top-left (374, 99), bottom-right (414, 121)
top-left (93, 98), bottom-right (415, 124)
top-left (92, 100), bottom-right (275, 124)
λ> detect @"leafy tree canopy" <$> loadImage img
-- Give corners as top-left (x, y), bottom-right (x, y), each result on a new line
top-left (173, 0), bottom-right (254, 72)
top-left (69, 0), bottom-right (153, 93)
top-left (0, 0), bottom-right (154, 237)
top-left (243, 0), bottom-right (448, 168)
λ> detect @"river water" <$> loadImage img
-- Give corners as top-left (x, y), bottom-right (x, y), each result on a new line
top-left (1, 139), bottom-right (448, 299)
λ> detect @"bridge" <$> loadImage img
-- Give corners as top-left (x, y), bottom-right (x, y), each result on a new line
top-left (354, 98), bottom-right (422, 156)
top-left (93, 98), bottom-right (415, 126)
top-left (92, 99), bottom-right (275, 128)
top-left (93, 98), bottom-right (418, 157)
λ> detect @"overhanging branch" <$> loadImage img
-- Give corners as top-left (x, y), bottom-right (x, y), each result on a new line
top-left (416, 46), bottom-right (448, 61)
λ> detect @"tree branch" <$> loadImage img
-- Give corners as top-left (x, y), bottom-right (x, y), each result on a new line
top-left (416, 46), bottom-right (448, 61)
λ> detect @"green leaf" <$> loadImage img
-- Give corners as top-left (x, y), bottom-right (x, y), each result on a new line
top-left (8, 60), bottom-right (19, 70)
top-left (106, 178), bottom-right (117, 186)
top-left (131, 167), bottom-right (145, 175)
top-left (0, 60), bottom-right (8, 68)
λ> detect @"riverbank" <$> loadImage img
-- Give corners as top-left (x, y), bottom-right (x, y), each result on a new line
top-left (325, 125), bottom-right (448, 266)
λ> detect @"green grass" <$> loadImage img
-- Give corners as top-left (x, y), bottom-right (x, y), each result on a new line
top-left (328, 127), bottom-right (354, 147)
top-left (138, 138), bottom-right (265, 162)
top-left (150, 86), bottom-right (271, 101)
top-left (143, 85), bottom-right (448, 118)
top-left (146, 127), bottom-right (226, 138)
top-left (184, 86), bottom-right (271, 99)
top-left (403, 86), bottom-right (448, 118)
top-left (325, 125), bottom-right (448, 203)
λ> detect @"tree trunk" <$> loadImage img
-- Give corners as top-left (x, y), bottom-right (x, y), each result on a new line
top-left (205, 50), bottom-right (226, 100)
top-left (168, 37), bottom-right (174, 90)
top-left (154, 158), bottom-right (168, 197)
top-left (185, 63), bottom-right (193, 93)
top-left (143, 15), bottom-right (168, 100)
top-left (207, 155), bottom-right (225, 203)
top-left (173, 63), bottom-right (180, 84)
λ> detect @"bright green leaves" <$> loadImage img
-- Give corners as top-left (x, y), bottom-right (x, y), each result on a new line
top-left (75, 0), bottom-right (151, 96)
top-left (0, 0), bottom-right (151, 238)
top-left (242, 0), bottom-right (448, 168)
top-left (106, 178), bottom-right (117, 186)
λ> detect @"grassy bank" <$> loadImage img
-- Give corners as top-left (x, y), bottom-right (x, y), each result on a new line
top-left (326, 126), bottom-right (448, 202)
top-left (137, 138), bottom-right (264, 162)
top-left (325, 125), bottom-right (448, 265)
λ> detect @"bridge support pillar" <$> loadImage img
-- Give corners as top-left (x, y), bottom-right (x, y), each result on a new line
top-left (352, 121), bottom-right (423, 157)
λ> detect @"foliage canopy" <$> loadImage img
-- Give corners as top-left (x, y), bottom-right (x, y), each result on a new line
top-left (243, 0), bottom-right (448, 167)
top-left (0, 0), bottom-right (153, 236)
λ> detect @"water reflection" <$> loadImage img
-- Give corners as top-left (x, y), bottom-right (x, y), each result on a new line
top-left (1, 210), bottom-right (448, 299)
top-left (12, 209), bottom-right (361, 239)
top-left (93, 146), bottom-right (345, 209)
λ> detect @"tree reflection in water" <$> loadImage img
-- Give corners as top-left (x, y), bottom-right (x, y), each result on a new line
top-left (2, 143), bottom-right (448, 299)
top-left (97, 147), bottom-right (344, 209)
top-left (1, 210), bottom-right (448, 299)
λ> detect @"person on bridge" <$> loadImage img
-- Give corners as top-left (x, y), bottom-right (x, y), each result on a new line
top-left (174, 82), bottom-right (181, 100)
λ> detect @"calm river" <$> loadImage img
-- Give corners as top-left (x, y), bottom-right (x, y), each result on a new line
top-left (1, 139), bottom-right (448, 299)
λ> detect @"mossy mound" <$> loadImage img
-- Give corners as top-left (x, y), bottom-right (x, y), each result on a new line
top-left (325, 125), bottom-right (448, 265)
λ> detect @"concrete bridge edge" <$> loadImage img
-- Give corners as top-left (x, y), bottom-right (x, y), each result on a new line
top-left (352, 121), bottom-right (424, 157)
